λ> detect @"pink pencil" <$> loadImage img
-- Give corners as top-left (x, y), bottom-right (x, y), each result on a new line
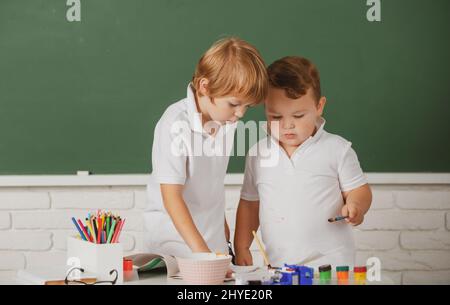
top-left (110, 219), bottom-right (121, 243)
top-left (112, 219), bottom-right (125, 243)
top-left (77, 219), bottom-right (92, 242)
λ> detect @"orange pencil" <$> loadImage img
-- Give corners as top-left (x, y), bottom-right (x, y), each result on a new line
top-left (97, 216), bottom-right (103, 244)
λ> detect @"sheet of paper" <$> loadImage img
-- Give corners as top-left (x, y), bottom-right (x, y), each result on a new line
top-left (294, 246), bottom-right (346, 265)
top-left (230, 265), bottom-right (260, 274)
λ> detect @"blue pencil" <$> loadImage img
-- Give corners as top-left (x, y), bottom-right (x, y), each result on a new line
top-left (71, 217), bottom-right (87, 240)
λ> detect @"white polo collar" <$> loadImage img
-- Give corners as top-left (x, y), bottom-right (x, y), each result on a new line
top-left (185, 83), bottom-right (205, 134)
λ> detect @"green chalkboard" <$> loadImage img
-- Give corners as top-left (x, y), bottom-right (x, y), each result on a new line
top-left (1, 0), bottom-right (449, 174)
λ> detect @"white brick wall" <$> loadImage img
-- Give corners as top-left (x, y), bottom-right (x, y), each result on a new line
top-left (0, 191), bottom-right (50, 210)
top-left (0, 213), bottom-right (10, 230)
top-left (0, 182), bottom-right (449, 284)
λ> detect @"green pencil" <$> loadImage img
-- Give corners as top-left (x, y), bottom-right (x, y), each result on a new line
top-left (107, 218), bottom-right (117, 243)
top-left (106, 214), bottom-right (110, 239)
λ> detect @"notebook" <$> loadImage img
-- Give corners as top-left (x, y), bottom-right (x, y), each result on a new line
top-left (124, 253), bottom-right (181, 278)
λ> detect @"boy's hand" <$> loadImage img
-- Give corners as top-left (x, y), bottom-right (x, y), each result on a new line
top-left (235, 248), bottom-right (253, 266)
top-left (341, 202), bottom-right (364, 226)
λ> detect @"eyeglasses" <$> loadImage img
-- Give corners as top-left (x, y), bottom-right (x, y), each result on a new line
top-left (64, 267), bottom-right (118, 285)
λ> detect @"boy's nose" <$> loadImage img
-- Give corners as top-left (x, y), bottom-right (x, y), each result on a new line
top-left (282, 119), bottom-right (295, 129)
top-left (235, 107), bottom-right (246, 119)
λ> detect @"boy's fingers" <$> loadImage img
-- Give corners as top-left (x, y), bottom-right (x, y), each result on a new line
top-left (235, 253), bottom-right (253, 266)
top-left (358, 215), bottom-right (365, 226)
top-left (349, 205), bottom-right (361, 221)
top-left (341, 206), bottom-right (351, 222)
top-left (348, 213), bottom-right (364, 226)
top-left (354, 215), bottom-right (364, 226)
top-left (341, 205), bottom-right (349, 217)
top-left (226, 269), bottom-right (233, 278)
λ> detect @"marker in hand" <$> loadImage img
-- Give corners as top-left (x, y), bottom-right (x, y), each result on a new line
top-left (327, 215), bottom-right (349, 223)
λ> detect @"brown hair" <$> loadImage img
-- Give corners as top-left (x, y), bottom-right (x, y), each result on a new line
top-left (192, 37), bottom-right (268, 104)
top-left (267, 56), bottom-right (321, 102)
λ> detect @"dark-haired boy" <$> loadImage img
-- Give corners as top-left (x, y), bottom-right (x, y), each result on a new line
top-left (234, 56), bottom-right (372, 268)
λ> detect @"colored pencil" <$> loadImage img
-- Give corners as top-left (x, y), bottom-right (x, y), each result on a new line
top-left (112, 219), bottom-right (125, 243)
top-left (111, 219), bottom-right (121, 243)
top-left (77, 218), bottom-right (91, 242)
top-left (97, 216), bottom-right (102, 244)
top-left (252, 230), bottom-right (272, 269)
top-left (107, 218), bottom-right (117, 243)
top-left (86, 218), bottom-right (96, 243)
top-left (327, 215), bottom-right (349, 223)
top-left (71, 217), bottom-right (87, 241)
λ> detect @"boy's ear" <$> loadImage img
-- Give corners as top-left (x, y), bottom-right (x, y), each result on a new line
top-left (199, 78), bottom-right (209, 96)
top-left (317, 97), bottom-right (327, 115)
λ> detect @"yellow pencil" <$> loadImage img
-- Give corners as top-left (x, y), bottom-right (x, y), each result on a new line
top-left (85, 218), bottom-right (94, 243)
top-left (87, 217), bottom-right (96, 243)
top-left (252, 230), bottom-right (272, 268)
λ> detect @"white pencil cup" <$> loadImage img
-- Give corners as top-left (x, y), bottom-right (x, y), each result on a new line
top-left (67, 236), bottom-right (123, 284)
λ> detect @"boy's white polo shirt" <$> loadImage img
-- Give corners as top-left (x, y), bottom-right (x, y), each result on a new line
top-left (144, 84), bottom-right (237, 257)
top-left (240, 118), bottom-right (367, 268)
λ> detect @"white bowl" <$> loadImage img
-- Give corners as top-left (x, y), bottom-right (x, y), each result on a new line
top-left (176, 253), bottom-right (232, 285)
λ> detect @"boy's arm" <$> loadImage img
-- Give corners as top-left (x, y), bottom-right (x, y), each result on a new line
top-left (234, 198), bottom-right (260, 265)
top-left (160, 184), bottom-right (210, 253)
top-left (224, 215), bottom-right (230, 242)
top-left (341, 183), bottom-right (372, 226)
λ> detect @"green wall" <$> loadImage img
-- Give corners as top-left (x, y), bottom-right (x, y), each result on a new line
top-left (1, 0), bottom-right (449, 174)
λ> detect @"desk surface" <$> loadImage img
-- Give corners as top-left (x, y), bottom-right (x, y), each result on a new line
top-left (127, 270), bottom-right (394, 285)
top-left (2, 269), bottom-right (394, 285)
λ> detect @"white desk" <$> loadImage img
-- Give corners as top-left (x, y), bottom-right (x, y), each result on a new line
top-left (124, 269), bottom-right (396, 285)
top-left (3, 269), bottom-right (394, 285)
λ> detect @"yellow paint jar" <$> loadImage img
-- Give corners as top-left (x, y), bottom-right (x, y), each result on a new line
top-left (353, 266), bottom-right (367, 284)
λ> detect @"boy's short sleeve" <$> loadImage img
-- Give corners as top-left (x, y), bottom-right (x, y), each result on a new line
top-left (151, 119), bottom-right (187, 185)
top-left (338, 143), bottom-right (368, 192)
top-left (240, 155), bottom-right (260, 201)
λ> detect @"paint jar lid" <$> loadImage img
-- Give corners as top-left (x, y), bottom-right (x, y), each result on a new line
top-left (319, 264), bottom-right (331, 272)
top-left (354, 266), bottom-right (367, 272)
top-left (336, 266), bottom-right (349, 272)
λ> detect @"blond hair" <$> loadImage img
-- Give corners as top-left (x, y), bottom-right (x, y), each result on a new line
top-left (192, 37), bottom-right (268, 104)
